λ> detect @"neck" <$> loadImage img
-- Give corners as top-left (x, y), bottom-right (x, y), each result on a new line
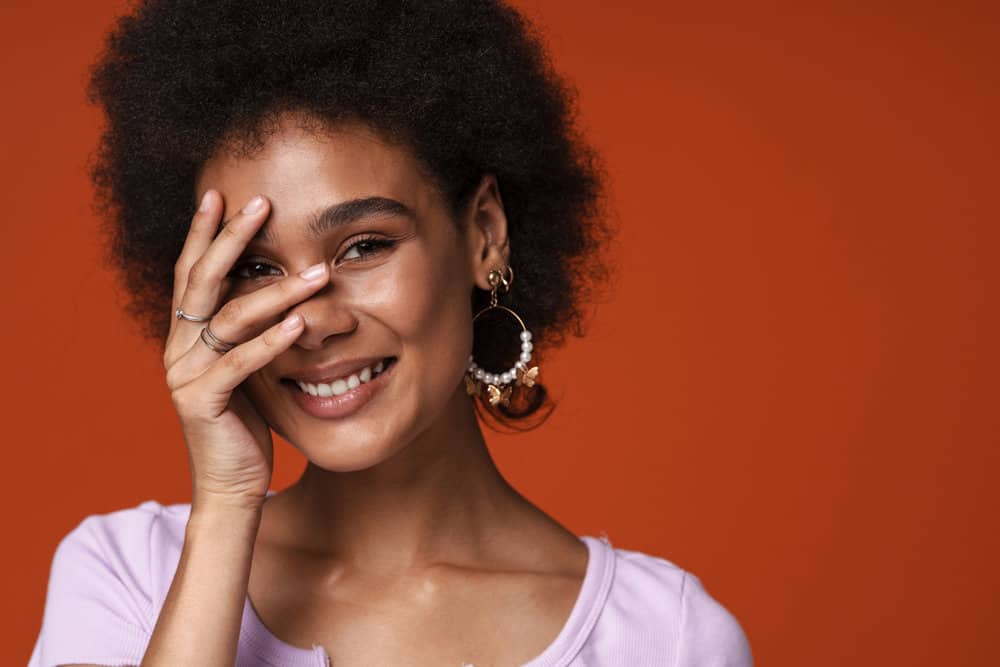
top-left (271, 391), bottom-right (530, 575)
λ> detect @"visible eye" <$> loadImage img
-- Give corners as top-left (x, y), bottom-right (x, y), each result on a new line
top-left (339, 235), bottom-right (396, 263)
top-left (227, 258), bottom-right (283, 281)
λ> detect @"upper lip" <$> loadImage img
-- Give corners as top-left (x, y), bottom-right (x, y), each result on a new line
top-left (284, 356), bottom-right (391, 384)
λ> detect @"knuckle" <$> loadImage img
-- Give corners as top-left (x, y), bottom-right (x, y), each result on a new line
top-left (220, 221), bottom-right (242, 240)
top-left (221, 347), bottom-right (249, 373)
top-left (164, 364), bottom-right (184, 391)
top-left (170, 386), bottom-right (195, 414)
top-left (216, 298), bottom-right (246, 327)
top-left (186, 261), bottom-right (208, 288)
top-left (260, 326), bottom-right (282, 349)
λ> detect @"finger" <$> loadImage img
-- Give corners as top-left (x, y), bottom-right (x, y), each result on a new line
top-left (167, 190), bottom-right (225, 348)
top-left (178, 312), bottom-right (307, 420)
top-left (170, 193), bottom-right (271, 352)
top-left (171, 189), bottom-right (223, 317)
top-left (166, 261), bottom-right (329, 391)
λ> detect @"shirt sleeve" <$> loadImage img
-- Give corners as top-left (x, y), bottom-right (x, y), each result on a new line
top-left (675, 571), bottom-right (753, 667)
top-left (28, 505), bottom-right (160, 667)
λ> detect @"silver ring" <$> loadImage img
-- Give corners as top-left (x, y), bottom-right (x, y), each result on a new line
top-left (176, 308), bottom-right (213, 323)
top-left (199, 324), bottom-right (238, 354)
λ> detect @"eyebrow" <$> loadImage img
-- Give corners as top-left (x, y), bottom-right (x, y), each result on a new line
top-left (234, 196), bottom-right (416, 245)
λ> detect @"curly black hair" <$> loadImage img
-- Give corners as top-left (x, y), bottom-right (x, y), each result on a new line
top-left (87, 0), bottom-right (617, 429)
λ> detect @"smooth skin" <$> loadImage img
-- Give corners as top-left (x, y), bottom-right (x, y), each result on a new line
top-left (69, 112), bottom-right (588, 667)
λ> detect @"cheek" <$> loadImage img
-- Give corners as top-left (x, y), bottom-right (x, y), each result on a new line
top-left (366, 244), bottom-right (472, 380)
top-left (242, 369), bottom-right (282, 403)
top-left (235, 373), bottom-right (283, 432)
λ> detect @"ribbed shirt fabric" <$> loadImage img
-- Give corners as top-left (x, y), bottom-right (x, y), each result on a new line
top-left (28, 498), bottom-right (752, 667)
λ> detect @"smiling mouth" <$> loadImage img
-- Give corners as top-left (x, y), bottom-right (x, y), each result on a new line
top-left (282, 356), bottom-right (397, 397)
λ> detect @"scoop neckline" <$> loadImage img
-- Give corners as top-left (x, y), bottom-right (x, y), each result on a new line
top-left (238, 533), bottom-right (615, 667)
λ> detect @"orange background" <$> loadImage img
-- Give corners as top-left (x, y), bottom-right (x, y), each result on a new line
top-left (2, 2), bottom-right (997, 665)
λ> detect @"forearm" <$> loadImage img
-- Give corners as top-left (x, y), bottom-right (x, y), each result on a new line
top-left (140, 503), bottom-right (262, 666)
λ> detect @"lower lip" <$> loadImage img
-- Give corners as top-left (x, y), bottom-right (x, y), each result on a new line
top-left (284, 358), bottom-right (396, 419)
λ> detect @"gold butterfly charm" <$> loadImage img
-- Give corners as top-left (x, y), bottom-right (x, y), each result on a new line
top-left (464, 374), bottom-right (480, 397)
top-left (515, 365), bottom-right (539, 387)
top-left (486, 383), bottom-right (512, 407)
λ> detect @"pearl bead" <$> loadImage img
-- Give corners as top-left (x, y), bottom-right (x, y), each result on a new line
top-left (519, 351), bottom-right (531, 363)
top-left (520, 330), bottom-right (532, 341)
top-left (521, 341), bottom-right (533, 353)
top-left (475, 369), bottom-right (485, 379)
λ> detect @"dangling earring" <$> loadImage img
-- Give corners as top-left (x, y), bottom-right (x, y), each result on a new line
top-left (464, 265), bottom-right (539, 407)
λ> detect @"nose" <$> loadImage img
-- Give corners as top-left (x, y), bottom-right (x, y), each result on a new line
top-left (283, 281), bottom-right (358, 350)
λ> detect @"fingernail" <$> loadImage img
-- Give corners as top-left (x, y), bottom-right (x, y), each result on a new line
top-left (281, 314), bottom-right (303, 331)
top-left (299, 263), bottom-right (327, 280)
top-left (242, 195), bottom-right (265, 214)
top-left (198, 191), bottom-right (212, 212)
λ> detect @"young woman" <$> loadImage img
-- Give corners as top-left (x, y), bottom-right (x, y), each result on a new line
top-left (30, 1), bottom-right (752, 665)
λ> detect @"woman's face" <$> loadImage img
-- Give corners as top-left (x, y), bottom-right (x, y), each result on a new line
top-left (194, 114), bottom-right (503, 471)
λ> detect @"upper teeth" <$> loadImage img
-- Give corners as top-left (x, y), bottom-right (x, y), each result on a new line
top-left (295, 359), bottom-right (385, 397)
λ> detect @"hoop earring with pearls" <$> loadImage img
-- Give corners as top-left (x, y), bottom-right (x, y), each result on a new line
top-left (464, 265), bottom-right (539, 407)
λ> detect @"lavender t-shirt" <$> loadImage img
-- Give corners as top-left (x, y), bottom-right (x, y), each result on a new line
top-left (28, 498), bottom-right (752, 666)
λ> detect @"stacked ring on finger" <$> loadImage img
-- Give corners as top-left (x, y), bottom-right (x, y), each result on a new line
top-left (175, 307), bottom-right (213, 322)
top-left (199, 322), bottom-right (239, 354)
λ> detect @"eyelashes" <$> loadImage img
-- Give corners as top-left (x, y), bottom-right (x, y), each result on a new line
top-left (227, 235), bottom-right (397, 281)
top-left (227, 258), bottom-right (280, 281)
top-left (339, 235), bottom-right (396, 262)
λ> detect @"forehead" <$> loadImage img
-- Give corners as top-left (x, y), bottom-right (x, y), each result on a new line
top-left (195, 114), bottom-right (442, 226)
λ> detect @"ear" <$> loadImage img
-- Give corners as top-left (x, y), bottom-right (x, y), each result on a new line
top-left (462, 174), bottom-right (510, 290)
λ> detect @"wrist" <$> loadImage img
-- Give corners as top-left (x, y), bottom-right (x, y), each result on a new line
top-left (192, 485), bottom-right (267, 513)
top-left (188, 494), bottom-right (264, 533)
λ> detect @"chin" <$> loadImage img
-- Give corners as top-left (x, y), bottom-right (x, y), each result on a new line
top-left (294, 425), bottom-right (406, 473)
